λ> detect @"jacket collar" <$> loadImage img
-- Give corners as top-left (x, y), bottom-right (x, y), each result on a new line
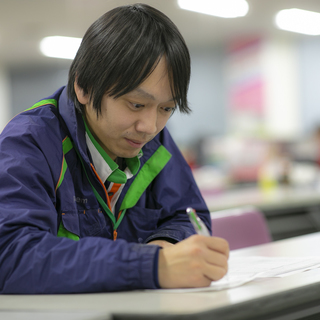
top-left (58, 86), bottom-right (90, 164)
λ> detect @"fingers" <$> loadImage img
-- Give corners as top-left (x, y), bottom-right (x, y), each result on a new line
top-left (204, 250), bottom-right (228, 276)
top-left (203, 236), bottom-right (229, 277)
top-left (203, 236), bottom-right (230, 258)
top-left (187, 235), bottom-right (229, 262)
top-left (203, 260), bottom-right (228, 282)
top-left (157, 235), bottom-right (230, 289)
top-left (187, 235), bottom-right (229, 281)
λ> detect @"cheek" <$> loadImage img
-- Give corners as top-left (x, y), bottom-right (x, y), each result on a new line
top-left (117, 113), bottom-right (137, 130)
top-left (157, 115), bottom-right (170, 132)
top-left (107, 116), bottom-right (135, 136)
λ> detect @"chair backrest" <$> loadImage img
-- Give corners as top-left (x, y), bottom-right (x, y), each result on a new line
top-left (210, 206), bottom-right (272, 250)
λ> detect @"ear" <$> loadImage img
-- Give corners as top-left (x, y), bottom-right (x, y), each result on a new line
top-left (74, 80), bottom-right (90, 105)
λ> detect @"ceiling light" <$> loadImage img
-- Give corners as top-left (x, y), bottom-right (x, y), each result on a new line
top-left (275, 8), bottom-right (320, 35)
top-left (177, 0), bottom-right (249, 18)
top-left (40, 36), bottom-right (82, 60)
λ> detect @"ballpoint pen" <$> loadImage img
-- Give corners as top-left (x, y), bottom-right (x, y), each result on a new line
top-left (187, 207), bottom-right (229, 282)
top-left (186, 207), bottom-right (211, 236)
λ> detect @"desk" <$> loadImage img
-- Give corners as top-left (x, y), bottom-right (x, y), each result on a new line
top-left (202, 186), bottom-right (320, 212)
top-left (2, 232), bottom-right (320, 320)
top-left (203, 186), bottom-right (320, 240)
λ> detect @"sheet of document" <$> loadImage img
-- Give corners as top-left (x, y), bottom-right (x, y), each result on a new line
top-left (159, 255), bottom-right (320, 292)
top-left (209, 255), bottom-right (320, 291)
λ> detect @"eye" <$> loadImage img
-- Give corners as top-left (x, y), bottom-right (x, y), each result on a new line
top-left (162, 106), bottom-right (176, 114)
top-left (131, 103), bottom-right (145, 109)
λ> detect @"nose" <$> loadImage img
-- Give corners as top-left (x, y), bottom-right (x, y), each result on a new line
top-left (135, 107), bottom-right (158, 135)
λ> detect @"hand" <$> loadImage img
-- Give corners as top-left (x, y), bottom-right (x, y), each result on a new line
top-left (157, 235), bottom-right (229, 288)
top-left (147, 240), bottom-right (174, 248)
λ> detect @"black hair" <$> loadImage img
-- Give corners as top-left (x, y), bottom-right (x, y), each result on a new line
top-left (67, 3), bottom-right (191, 115)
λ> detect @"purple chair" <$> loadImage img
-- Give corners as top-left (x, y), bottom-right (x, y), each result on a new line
top-left (210, 206), bottom-right (272, 250)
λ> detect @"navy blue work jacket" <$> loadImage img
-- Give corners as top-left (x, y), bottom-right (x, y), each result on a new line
top-left (0, 86), bottom-right (210, 293)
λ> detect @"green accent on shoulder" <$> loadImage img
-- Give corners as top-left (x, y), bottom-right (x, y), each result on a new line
top-left (25, 99), bottom-right (57, 111)
top-left (120, 145), bottom-right (172, 211)
top-left (57, 222), bottom-right (80, 241)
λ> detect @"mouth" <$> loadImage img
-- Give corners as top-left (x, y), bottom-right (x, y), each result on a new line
top-left (125, 138), bottom-right (146, 148)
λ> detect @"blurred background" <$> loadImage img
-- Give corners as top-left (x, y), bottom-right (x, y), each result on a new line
top-left (2, 0), bottom-right (320, 240)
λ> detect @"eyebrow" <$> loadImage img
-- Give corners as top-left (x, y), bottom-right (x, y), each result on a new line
top-left (130, 87), bottom-right (175, 102)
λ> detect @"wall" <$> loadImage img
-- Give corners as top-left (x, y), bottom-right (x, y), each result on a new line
top-left (167, 45), bottom-right (227, 146)
top-left (298, 37), bottom-right (320, 136)
top-left (5, 37), bottom-right (320, 146)
top-left (0, 65), bottom-right (10, 132)
top-left (9, 67), bottom-right (70, 116)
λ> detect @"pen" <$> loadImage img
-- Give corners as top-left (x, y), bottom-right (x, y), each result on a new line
top-left (186, 207), bottom-right (210, 236)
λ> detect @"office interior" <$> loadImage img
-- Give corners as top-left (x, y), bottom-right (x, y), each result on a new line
top-left (1, 0), bottom-right (320, 243)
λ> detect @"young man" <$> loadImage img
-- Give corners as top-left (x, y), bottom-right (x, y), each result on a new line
top-left (0, 3), bottom-right (229, 293)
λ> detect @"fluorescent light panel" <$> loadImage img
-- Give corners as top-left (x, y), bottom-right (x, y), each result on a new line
top-left (177, 0), bottom-right (249, 18)
top-left (275, 8), bottom-right (320, 35)
top-left (40, 36), bottom-right (82, 60)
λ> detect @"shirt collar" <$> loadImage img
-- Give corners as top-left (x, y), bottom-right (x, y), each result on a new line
top-left (83, 118), bottom-right (142, 184)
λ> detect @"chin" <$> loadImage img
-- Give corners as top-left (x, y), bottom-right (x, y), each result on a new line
top-left (117, 150), bottom-right (140, 159)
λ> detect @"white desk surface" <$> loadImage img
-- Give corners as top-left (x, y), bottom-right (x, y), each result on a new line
top-left (2, 232), bottom-right (320, 320)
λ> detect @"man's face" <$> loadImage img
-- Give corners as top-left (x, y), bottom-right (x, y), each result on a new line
top-left (82, 57), bottom-right (175, 160)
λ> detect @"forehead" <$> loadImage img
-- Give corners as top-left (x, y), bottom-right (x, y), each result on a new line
top-left (129, 58), bottom-right (173, 101)
top-left (128, 87), bottom-right (175, 103)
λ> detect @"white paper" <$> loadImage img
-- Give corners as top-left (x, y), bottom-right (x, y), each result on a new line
top-left (209, 255), bottom-right (320, 290)
top-left (159, 255), bottom-right (320, 293)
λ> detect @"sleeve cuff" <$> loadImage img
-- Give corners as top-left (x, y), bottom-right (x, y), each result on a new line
top-left (153, 247), bottom-right (161, 288)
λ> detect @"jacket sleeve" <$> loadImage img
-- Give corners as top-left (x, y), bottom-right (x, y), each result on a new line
top-left (145, 127), bottom-right (211, 244)
top-left (0, 117), bottom-right (159, 294)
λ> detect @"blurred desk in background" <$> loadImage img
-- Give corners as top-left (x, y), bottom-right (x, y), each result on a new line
top-left (203, 186), bottom-right (320, 241)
